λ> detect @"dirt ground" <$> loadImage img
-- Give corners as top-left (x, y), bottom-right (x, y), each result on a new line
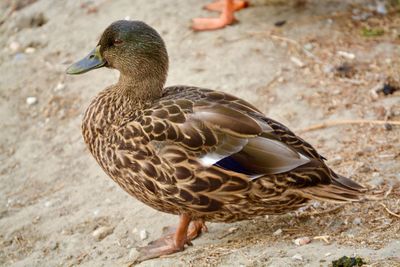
top-left (0, 0), bottom-right (399, 266)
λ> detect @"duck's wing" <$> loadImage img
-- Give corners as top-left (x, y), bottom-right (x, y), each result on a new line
top-left (142, 86), bottom-right (327, 183)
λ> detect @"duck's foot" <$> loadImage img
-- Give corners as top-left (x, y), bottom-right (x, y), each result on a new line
top-left (192, 0), bottom-right (248, 31)
top-left (133, 215), bottom-right (205, 263)
top-left (134, 233), bottom-right (184, 262)
top-left (161, 219), bottom-right (207, 243)
top-left (204, 0), bottom-right (248, 12)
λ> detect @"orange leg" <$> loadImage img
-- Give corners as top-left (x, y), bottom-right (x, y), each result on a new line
top-left (204, 0), bottom-right (248, 12)
top-left (192, 0), bottom-right (249, 31)
top-left (134, 215), bottom-right (206, 263)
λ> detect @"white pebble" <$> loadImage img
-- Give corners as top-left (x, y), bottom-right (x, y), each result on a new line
top-left (54, 82), bottom-right (65, 91)
top-left (7, 198), bottom-right (14, 206)
top-left (292, 254), bottom-right (303, 261)
top-left (337, 51), bottom-right (355, 60)
top-left (132, 227), bottom-right (138, 234)
top-left (9, 41), bottom-right (20, 52)
top-left (139, 229), bottom-right (148, 240)
top-left (294, 236), bottom-right (311, 246)
top-left (290, 56), bottom-right (305, 68)
top-left (228, 227), bottom-right (238, 233)
top-left (26, 96), bottom-right (38, 105)
top-left (369, 88), bottom-right (379, 100)
top-left (93, 209), bottom-right (100, 216)
top-left (44, 201), bottom-right (51, 207)
top-left (92, 226), bottom-right (114, 241)
top-left (312, 201), bottom-right (321, 208)
top-left (273, 228), bottom-right (283, 236)
top-left (25, 47), bottom-right (35, 54)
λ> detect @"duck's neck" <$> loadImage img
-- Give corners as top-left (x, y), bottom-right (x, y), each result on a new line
top-left (115, 72), bottom-right (165, 106)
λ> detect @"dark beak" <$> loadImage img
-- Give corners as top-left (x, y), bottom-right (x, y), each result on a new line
top-left (66, 45), bottom-right (106, 75)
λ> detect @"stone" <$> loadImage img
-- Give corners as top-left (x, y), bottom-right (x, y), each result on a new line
top-left (26, 96), bottom-right (38, 105)
top-left (92, 226), bottom-right (114, 241)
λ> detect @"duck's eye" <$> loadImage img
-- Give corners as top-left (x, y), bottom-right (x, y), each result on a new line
top-left (113, 39), bottom-right (123, 46)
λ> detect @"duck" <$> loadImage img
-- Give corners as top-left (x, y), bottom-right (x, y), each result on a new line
top-left (66, 20), bottom-right (365, 262)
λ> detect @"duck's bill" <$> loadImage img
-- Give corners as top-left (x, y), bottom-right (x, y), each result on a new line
top-left (66, 46), bottom-right (106, 75)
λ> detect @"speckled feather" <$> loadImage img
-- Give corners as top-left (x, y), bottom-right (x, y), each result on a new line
top-left (82, 85), bottom-right (365, 222)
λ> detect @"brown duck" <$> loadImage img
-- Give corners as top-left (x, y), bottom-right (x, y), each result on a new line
top-left (67, 20), bottom-right (365, 262)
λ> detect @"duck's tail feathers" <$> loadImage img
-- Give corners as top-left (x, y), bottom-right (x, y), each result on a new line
top-left (300, 173), bottom-right (366, 203)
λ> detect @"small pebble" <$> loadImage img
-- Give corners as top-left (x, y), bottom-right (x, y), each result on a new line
top-left (274, 20), bottom-right (286, 27)
top-left (139, 229), bottom-right (148, 240)
top-left (44, 201), bottom-right (51, 207)
top-left (92, 226), bottom-right (114, 241)
top-left (228, 227), bottom-right (238, 233)
top-left (294, 236), bottom-right (311, 246)
top-left (25, 47), bottom-right (35, 54)
top-left (303, 43), bottom-right (313, 51)
top-left (33, 216), bottom-right (41, 224)
top-left (26, 96), bottom-right (38, 105)
top-left (312, 201), bottom-right (321, 208)
top-left (292, 254), bottom-right (303, 261)
top-left (273, 228), bottom-right (283, 236)
top-left (337, 51), bottom-right (355, 60)
top-left (9, 41), bottom-right (20, 52)
top-left (353, 217), bottom-right (362, 225)
top-left (290, 56), bottom-right (305, 68)
top-left (369, 88), bottom-right (379, 100)
top-left (54, 82), bottom-right (66, 91)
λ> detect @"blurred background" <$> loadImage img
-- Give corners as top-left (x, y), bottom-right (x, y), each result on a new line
top-left (0, 0), bottom-right (399, 266)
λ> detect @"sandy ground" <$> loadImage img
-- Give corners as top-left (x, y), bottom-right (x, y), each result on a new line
top-left (0, 0), bottom-right (399, 266)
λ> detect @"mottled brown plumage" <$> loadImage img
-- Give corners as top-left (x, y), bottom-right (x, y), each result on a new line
top-left (67, 20), bottom-right (365, 262)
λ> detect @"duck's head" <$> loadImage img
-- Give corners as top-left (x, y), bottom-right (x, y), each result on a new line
top-left (66, 20), bottom-right (168, 83)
